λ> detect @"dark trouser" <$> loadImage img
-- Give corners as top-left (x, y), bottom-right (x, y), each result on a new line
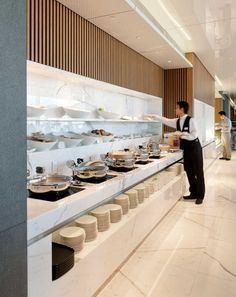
top-left (183, 140), bottom-right (205, 199)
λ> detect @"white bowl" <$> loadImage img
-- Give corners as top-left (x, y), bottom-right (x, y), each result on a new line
top-left (27, 140), bottom-right (57, 152)
top-left (27, 105), bottom-right (46, 117)
top-left (97, 110), bottom-right (120, 119)
top-left (80, 135), bottom-right (101, 145)
top-left (64, 107), bottom-right (91, 119)
top-left (59, 136), bottom-right (83, 148)
top-left (44, 106), bottom-right (65, 118)
top-left (101, 135), bottom-right (114, 143)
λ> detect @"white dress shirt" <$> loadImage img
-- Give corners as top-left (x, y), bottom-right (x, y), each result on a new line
top-left (220, 116), bottom-right (232, 133)
top-left (154, 114), bottom-right (198, 141)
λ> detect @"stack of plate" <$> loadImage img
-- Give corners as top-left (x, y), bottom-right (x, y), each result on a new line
top-left (124, 189), bottom-right (139, 209)
top-left (90, 206), bottom-right (110, 232)
top-left (114, 194), bottom-right (130, 214)
top-left (143, 181), bottom-right (155, 194)
top-left (59, 226), bottom-right (85, 252)
top-left (139, 183), bottom-right (150, 198)
top-left (133, 185), bottom-right (145, 203)
top-left (103, 204), bottom-right (122, 223)
top-left (165, 163), bottom-right (183, 175)
top-left (75, 215), bottom-right (98, 242)
top-left (150, 176), bottom-right (160, 191)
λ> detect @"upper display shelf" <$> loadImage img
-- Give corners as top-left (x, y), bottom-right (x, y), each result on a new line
top-left (27, 117), bottom-right (161, 123)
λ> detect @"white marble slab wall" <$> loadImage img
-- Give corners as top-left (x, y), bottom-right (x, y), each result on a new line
top-left (193, 99), bottom-right (215, 145)
top-left (27, 62), bottom-right (163, 175)
top-left (27, 136), bottom-right (161, 176)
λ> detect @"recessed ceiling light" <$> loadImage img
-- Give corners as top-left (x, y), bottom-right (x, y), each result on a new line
top-left (168, 60), bottom-right (172, 63)
top-left (136, 36), bottom-right (141, 40)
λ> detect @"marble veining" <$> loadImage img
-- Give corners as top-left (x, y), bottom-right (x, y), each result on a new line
top-left (97, 152), bottom-right (236, 297)
top-left (203, 251), bottom-right (236, 278)
top-left (27, 152), bottom-right (183, 242)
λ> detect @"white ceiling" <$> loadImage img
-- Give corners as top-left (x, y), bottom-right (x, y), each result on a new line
top-left (57, 0), bottom-right (236, 101)
top-left (57, 0), bottom-right (192, 69)
top-left (136, 0), bottom-right (236, 100)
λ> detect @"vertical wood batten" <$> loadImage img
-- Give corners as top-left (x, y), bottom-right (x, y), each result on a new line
top-left (27, 0), bottom-right (163, 97)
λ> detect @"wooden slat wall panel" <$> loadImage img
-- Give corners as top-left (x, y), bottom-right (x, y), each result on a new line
top-left (27, 0), bottom-right (163, 97)
top-left (163, 68), bottom-right (193, 132)
top-left (186, 52), bottom-right (214, 106)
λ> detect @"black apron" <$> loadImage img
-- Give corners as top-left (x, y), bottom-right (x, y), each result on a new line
top-left (177, 116), bottom-right (205, 199)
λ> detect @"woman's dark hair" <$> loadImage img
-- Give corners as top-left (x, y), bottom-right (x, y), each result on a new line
top-left (218, 111), bottom-right (226, 116)
top-left (177, 101), bottom-right (189, 114)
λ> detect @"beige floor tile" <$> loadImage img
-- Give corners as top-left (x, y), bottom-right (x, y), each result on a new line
top-left (189, 274), bottom-right (236, 297)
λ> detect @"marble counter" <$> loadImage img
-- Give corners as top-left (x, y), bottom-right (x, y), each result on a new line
top-left (27, 151), bottom-right (183, 244)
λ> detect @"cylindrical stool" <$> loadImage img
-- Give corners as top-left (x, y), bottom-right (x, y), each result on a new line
top-left (133, 185), bottom-right (145, 203)
top-left (59, 226), bottom-right (85, 252)
top-left (114, 194), bottom-right (130, 214)
top-left (90, 206), bottom-right (110, 232)
top-left (75, 215), bottom-right (98, 242)
top-left (124, 189), bottom-right (139, 209)
top-left (103, 204), bottom-right (122, 223)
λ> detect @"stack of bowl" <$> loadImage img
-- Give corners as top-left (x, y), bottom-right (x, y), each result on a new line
top-left (114, 194), bottom-right (130, 214)
top-left (90, 206), bottom-right (110, 232)
top-left (75, 215), bottom-right (98, 242)
top-left (103, 204), bottom-right (123, 223)
top-left (59, 226), bottom-right (85, 252)
top-left (124, 189), bottom-right (139, 209)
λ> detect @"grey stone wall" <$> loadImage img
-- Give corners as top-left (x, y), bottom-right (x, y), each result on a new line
top-left (0, 0), bottom-right (27, 296)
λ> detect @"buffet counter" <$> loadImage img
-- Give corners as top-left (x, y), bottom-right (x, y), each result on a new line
top-left (28, 151), bottom-right (186, 297)
top-left (27, 151), bottom-right (183, 244)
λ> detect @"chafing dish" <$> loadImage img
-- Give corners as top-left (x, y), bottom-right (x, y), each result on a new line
top-left (66, 159), bottom-right (108, 180)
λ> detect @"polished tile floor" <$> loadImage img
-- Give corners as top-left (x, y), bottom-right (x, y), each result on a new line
top-left (96, 152), bottom-right (236, 297)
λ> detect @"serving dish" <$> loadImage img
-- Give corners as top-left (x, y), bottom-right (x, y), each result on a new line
top-left (64, 107), bottom-right (91, 118)
top-left (27, 105), bottom-right (47, 117)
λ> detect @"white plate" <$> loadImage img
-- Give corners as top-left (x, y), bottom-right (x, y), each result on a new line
top-left (59, 136), bottom-right (83, 148)
top-left (27, 105), bottom-right (46, 117)
top-left (64, 107), bottom-right (91, 118)
top-left (27, 140), bottom-right (57, 152)
top-left (97, 110), bottom-right (120, 119)
top-left (44, 106), bottom-right (65, 118)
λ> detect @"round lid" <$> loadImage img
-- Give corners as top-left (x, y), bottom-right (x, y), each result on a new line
top-left (59, 226), bottom-right (85, 239)
top-left (75, 215), bottom-right (97, 225)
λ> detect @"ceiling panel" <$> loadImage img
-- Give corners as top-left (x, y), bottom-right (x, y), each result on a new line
top-left (57, 0), bottom-right (132, 19)
top-left (136, 0), bottom-right (236, 101)
top-left (56, 0), bottom-right (192, 69)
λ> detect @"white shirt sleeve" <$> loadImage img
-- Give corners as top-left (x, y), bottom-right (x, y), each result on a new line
top-left (181, 118), bottom-right (198, 140)
top-left (154, 115), bottom-right (177, 129)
